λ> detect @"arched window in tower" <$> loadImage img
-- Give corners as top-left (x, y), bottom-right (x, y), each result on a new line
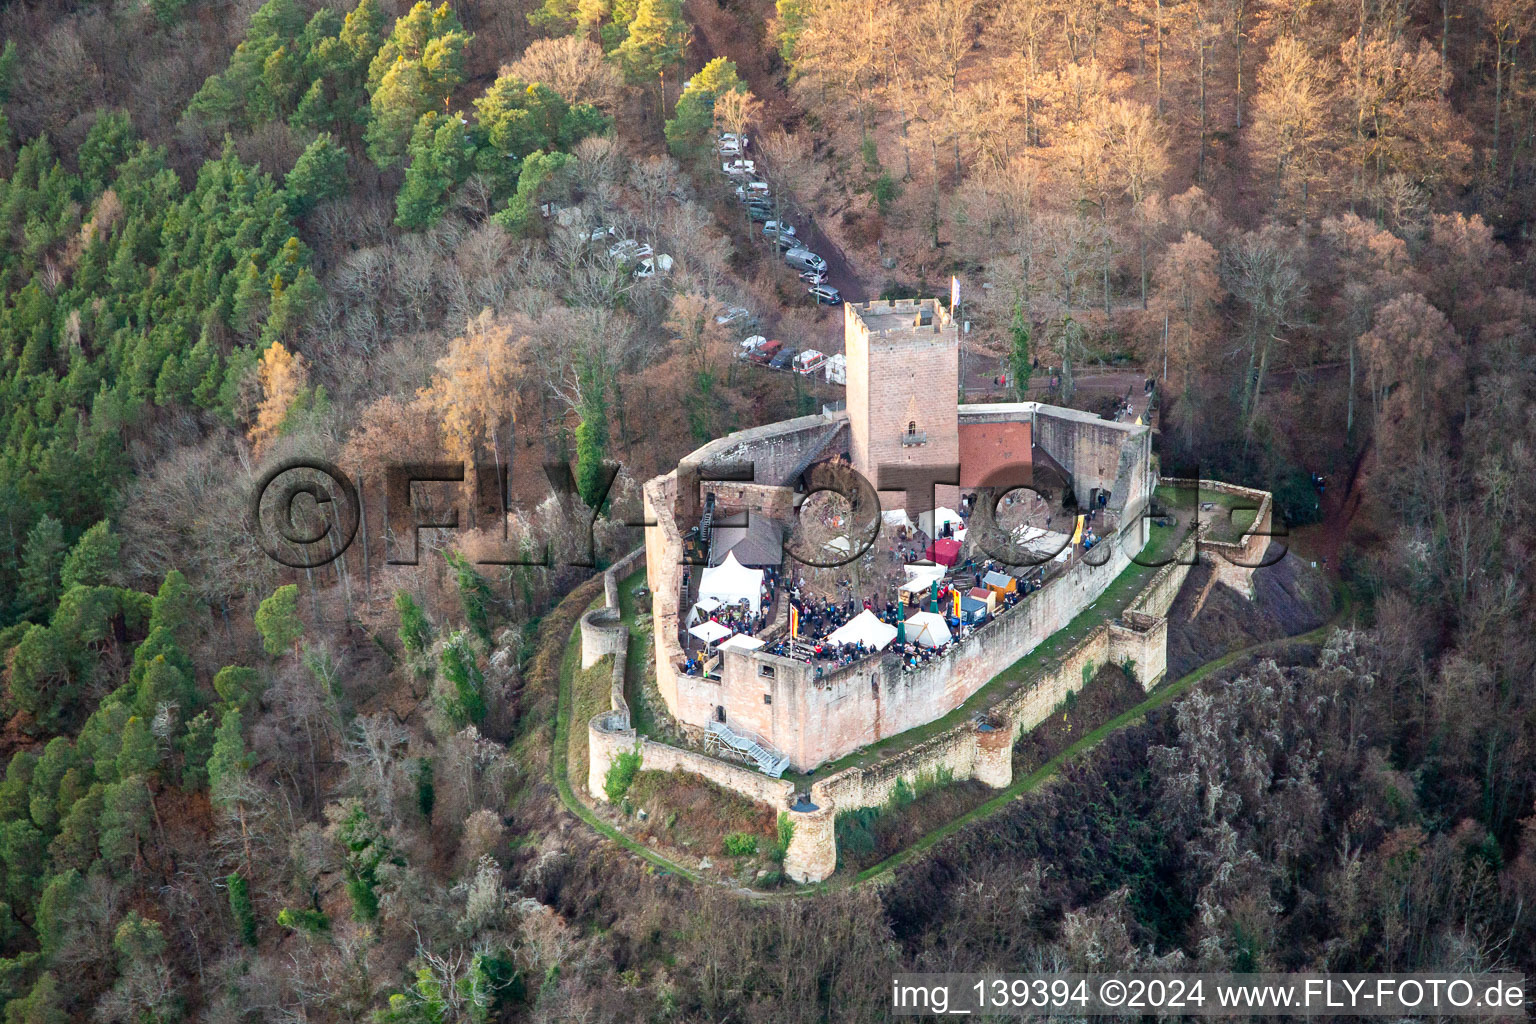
top-left (908, 421), bottom-right (917, 436)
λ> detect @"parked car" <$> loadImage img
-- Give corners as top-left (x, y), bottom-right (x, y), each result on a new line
top-left (718, 132), bottom-right (747, 153)
top-left (748, 339), bottom-right (783, 365)
top-left (607, 239), bottom-right (653, 263)
top-left (716, 306), bottom-right (754, 328)
top-left (785, 248), bottom-right (828, 273)
top-left (807, 284), bottom-right (842, 305)
top-left (721, 159), bottom-right (756, 177)
top-left (734, 181), bottom-right (771, 202)
top-left (799, 268), bottom-right (827, 284)
top-left (736, 335), bottom-right (768, 359)
top-left (768, 347), bottom-right (797, 371)
top-left (761, 221), bottom-right (796, 239)
top-left (634, 253), bottom-right (674, 278)
top-left (771, 233), bottom-right (802, 251)
top-left (747, 206), bottom-right (774, 223)
top-left (793, 349), bottom-right (827, 375)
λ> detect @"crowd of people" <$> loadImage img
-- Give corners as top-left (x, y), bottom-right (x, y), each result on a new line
top-left (679, 500), bottom-right (1076, 680)
top-left (680, 565), bottom-right (782, 676)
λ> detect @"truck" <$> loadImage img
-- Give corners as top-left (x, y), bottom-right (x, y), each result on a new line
top-left (824, 353), bottom-right (846, 385)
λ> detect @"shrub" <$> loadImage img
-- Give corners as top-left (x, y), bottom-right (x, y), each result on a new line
top-left (438, 631), bottom-right (486, 727)
top-left (871, 172), bottom-right (898, 215)
top-left (774, 813), bottom-right (795, 862)
top-left (346, 875), bottom-right (379, 921)
top-left (860, 136), bottom-right (879, 170)
top-left (394, 591), bottom-right (431, 655)
top-left (227, 873), bottom-right (257, 946)
top-left (603, 746), bottom-right (641, 803)
top-left (277, 907), bottom-right (329, 934)
top-left (414, 757), bottom-right (435, 819)
top-left (723, 832), bottom-right (758, 857)
top-left (834, 807), bottom-right (880, 859)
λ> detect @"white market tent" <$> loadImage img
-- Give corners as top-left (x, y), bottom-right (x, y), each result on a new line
top-left (687, 596), bottom-right (723, 625)
top-left (882, 509), bottom-right (916, 533)
top-left (825, 609), bottom-right (898, 651)
top-left (898, 564), bottom-right (945, 599)
top-left (906, 610), bottom-right (953, 648)
top-left (1012, 525), bottom-right (1072, 564)
top-left (688, 620), bottom-right (733, 644)
top-left (919, 507), bottom-right (965, 538)
top-left (697, 551), bottom-right (764, 614)
top-left (904, 563), bottom-right (946, 585)
top-left (719, 633), bottom-right (765, 652)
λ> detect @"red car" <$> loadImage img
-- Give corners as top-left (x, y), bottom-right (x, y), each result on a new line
top-left (748, 339), bottom-right (783, 365)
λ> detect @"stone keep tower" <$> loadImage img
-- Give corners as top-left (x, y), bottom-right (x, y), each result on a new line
top-left (844, 298), bottom-right (960, 513)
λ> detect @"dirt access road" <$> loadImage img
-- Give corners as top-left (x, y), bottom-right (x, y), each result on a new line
top-left (963, 364), bottom-right (1156, 421)
top-left (684, 0), bottom-right (870, 306)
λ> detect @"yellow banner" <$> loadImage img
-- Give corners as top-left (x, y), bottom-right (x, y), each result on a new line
top-left (1072, 515), bottom-right (1085, 545)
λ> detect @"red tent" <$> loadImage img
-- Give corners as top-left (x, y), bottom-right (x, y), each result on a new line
top-left (925, 538), bottom-right (962, 566)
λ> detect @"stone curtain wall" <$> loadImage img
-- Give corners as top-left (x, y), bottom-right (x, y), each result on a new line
top-left (1123, 533), bottom-right (1199, 627)
top-left (1159, 478), bottom-right (1275, 599)
top-left (583, 545), bottom-right (798, 810)
top-left (758, 533), bottom-right (1139, 770)
top-left (1032, 407), bottom-right (1153, 515)
top-left (643, 415), bottom-right (849, 734)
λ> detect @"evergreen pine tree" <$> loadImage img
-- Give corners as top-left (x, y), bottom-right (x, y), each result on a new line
top-left (255, 584), bottom-right (304, 658)
top-left (286, 132), bottom-right (350, 216)
top-left (18, 515), bottom-right (66, 621)
top-left (59, 520), bottom-right (120, 591)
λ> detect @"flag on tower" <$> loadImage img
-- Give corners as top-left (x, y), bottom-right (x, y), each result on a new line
top-left (950, 275), bottom-right (960, 309)
top-left (790, 604), bottom-right (799, 640)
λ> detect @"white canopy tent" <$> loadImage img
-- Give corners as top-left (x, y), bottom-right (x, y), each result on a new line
top-left (825, 609), bottom-right (898, 651)
top-left (903, 563), bottom-right (946, 587)
top-left (718, 633), bottom-right (765, 652)
top-left (688, 620), bottom-right (733, 644)
top-left (919, 507), bottom-right (965, 539)
top-left (882, 509), bottom-right (916, 533)
top-left (687, 595), bottom-right (723, 625)
top-left (898, 564), bottom-right (945, 600)
top-left (1012, 525), bottom-right (1072, 564)
top-left (697, 552), bottom-right (764, 615)
top-left (906, 610), bottom-right (953, 648)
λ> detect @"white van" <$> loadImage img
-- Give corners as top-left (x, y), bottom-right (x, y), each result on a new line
top-left (784, 248), bottom-right (826, 273)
